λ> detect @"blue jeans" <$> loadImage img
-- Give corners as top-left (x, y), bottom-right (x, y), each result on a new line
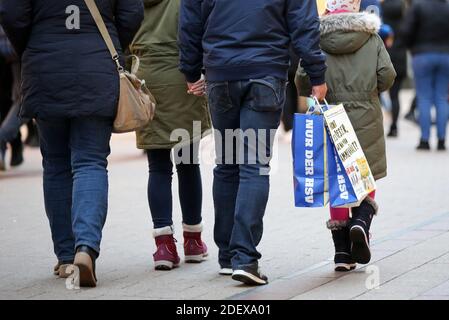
top-left (37, 117), bottom-right (113, 262)
top-left (207, 76), bottom-right (286, 269)
top-left (147, 143), bottom-right (203, 229)
top-left (0, 63), bottom-right (26, 148)
top-left (413, 53), bottom-right (449, 141)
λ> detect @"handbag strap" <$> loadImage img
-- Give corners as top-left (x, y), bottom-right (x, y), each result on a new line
top-left (83, 0), bottom-right (123, 71)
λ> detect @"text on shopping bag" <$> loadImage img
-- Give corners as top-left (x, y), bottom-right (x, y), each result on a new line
top-left (292, 113), bottom-right (329, 207)
top-left (324, 104), bottom-right (376, 201)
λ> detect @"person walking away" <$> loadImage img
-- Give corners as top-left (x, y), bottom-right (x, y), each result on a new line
top-left (130, 0), bottom-right (211, 271)
top-left (0, 0), bottom-right (144, 287)
top-left (401, 0), bottom-right (449, 151)
top-left (179, 0), bottom-right (328, 285)
top-left (382, 0), bottom-right (408, 137)
top-left (0, 26), bottom-right (24, 170)
top-left (296, 0), bottom-right (396, 271)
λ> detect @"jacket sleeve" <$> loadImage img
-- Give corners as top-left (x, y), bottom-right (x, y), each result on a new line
top-left (286, 0), bottom-right (327, 86)
top-left (0, 27), bottom-right (17, 62)
top-left (376, 36), bottom-right (397, 93)
top-left (400, 2), bottom-right (419, 49)
top-left (114, 0), bottom-right (144, 50)
top-left (0, 0), bottom-right (32, 57)
top-left (178, 0), bottom-right (204, 83)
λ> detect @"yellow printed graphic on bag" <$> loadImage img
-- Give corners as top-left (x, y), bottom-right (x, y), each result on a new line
top-left (356, 158), bottom-right (371, 178)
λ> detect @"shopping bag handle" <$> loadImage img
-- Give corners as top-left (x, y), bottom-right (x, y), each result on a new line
top-left (307, 96), bottom-right (330, 115)
top-left (313, 96), bottom-right (330, 109)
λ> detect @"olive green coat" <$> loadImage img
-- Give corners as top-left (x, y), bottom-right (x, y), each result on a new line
top-left (131, 0), bottom-right (211, 150)
top-left (296, 13), bottom-right (396, 180)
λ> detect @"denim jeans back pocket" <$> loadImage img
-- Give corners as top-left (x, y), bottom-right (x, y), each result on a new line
top-left (206, 82), bottom-right (233, 114)
top-left (247, 76), bottom-right (286, 112)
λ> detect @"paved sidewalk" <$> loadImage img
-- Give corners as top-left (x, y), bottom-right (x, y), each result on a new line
top-left (1, 90), bottom-right (448, 300)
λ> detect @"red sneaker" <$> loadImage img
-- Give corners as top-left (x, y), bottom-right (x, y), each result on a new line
top-left (183, 223), bottom-right (208, 263)
top-left (153, 227), bottom-right (180, 271)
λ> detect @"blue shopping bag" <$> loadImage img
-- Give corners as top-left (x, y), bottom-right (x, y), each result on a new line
top-left (292, 113), bottom-right (329, 207)
top-left (327, 140), bottom-right (359, 207)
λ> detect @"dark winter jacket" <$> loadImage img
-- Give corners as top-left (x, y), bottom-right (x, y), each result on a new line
top-left (178, 0), bottom-right (327, 86)
top-left (0, 0), bottom-right (144, 119)
top-left (0, 26), bottom-right (16, 63)
top-left (382, 0), bottom-right (407, 78)
top-left (296, 13), bottom-right (397, 180)
top-left (401, 0), bottom-right (449, 55)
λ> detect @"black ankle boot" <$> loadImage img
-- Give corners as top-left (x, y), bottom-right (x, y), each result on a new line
top-left (438, 140), bottom-right (446, 151)
top-left (387, 126), bottom-right (398, 138)
top-left (10, 137), bottom-right (24, 167)
top-left (327, 220), bottom-right (356, 272)
top-left (350, 197), bottom-right (378, 264)
top-left (417, 140), bottom-right (430, 151)
top-left (0, 145), bottom-right (6, 171)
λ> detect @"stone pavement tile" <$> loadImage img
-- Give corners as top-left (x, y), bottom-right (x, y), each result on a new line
top-left (230, 277), bottom-right (334, 300)
top-left (363, 234), bottom-right (449, 282)
top-left (371, 239), bottom-right (420, 253)
top-left (396, 229), bottom-right (445, 241)
top-left (291, 232), bottom-right (449, 300)
top-left (417, 217), bottom-right (449, 232)
top-left (420, 280), bottom-right (449, 297)
top-left (430, 253), bottom-right (449, 264)
top-left (355, 261), bottom-right (449, 300)
top-left (291, 270), bottom-right (371, 300)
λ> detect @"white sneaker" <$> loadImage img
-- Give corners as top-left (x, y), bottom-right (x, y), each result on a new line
top-left (219, 268), bottom-right (233, 276)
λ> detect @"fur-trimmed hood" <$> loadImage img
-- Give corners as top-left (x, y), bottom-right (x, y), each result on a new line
top-left (320, 12), bottom-right (382, 55)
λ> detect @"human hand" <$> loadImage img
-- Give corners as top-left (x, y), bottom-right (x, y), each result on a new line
top-left (187, 79), bottom-right (206, 97)
top-left (312, 83), bottom-right (328, 101)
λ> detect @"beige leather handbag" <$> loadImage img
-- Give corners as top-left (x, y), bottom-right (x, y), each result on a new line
top-left (84, 0), bottom-right (156, 133)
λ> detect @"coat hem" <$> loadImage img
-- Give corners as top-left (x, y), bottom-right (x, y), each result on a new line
top-left (374, 172), bottom-right (387, 181)
top-left (137, 131), bottom-right (210, 150)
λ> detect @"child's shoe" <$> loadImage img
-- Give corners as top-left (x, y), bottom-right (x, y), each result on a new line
top-left (183, 223), bottom-right (208, 263)
top-left (153, 226), bottom-right (180, 271)
top-left (350, 197), bottom-right (378, 264)
top-left (327, 220), bottom-right (356, 272)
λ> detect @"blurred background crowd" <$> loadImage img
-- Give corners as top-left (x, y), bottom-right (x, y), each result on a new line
top-left (281, 0), bottom-right (449, 151)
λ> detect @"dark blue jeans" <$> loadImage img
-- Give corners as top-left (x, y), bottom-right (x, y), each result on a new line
top-left (147, 143), bottom-right (203, 229)
top-left (0, 63), bottom-right (25, 148)
top-left (37, 117), bottom-right (113, 262)
top-left (413, 53), bottom-right (449, 141)
top-left (207, 76), bottom-right (286, 269)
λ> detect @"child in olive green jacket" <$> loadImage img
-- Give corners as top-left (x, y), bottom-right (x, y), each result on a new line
top-left (296, 0), bottom-right (396, 272)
